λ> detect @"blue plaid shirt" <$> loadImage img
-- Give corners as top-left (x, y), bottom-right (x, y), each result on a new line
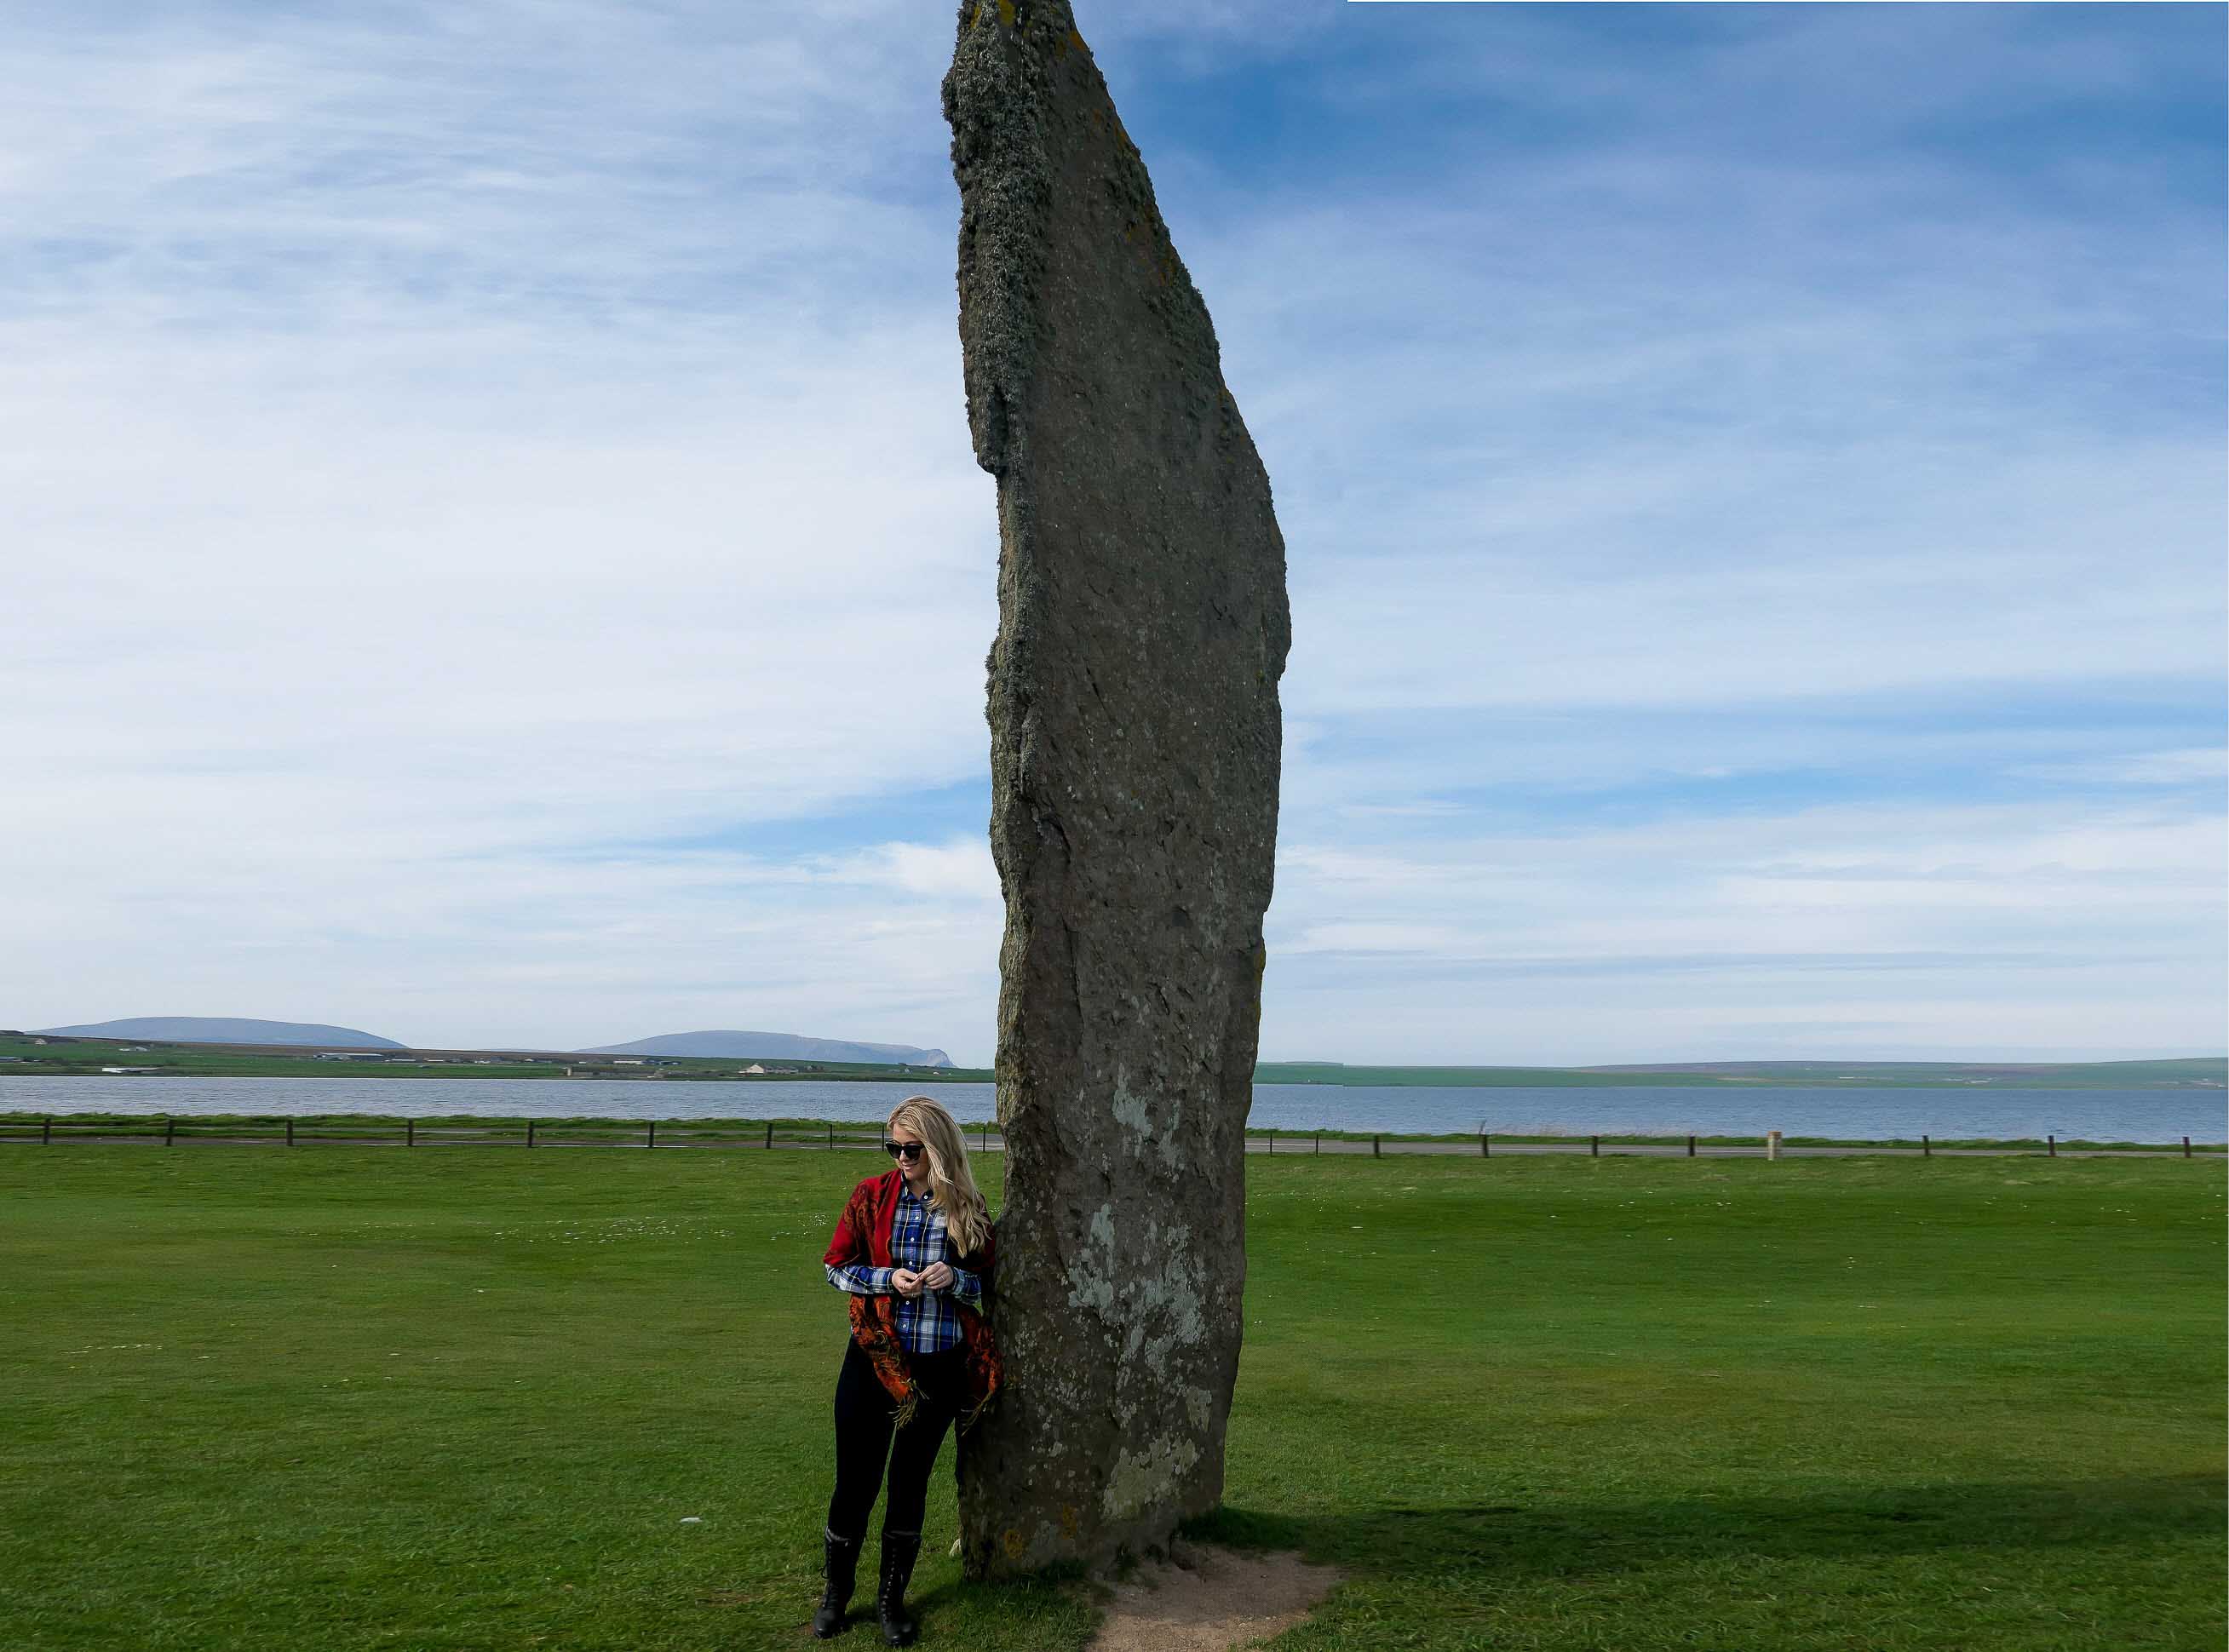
top-left (825, 1183), bottom-right (985, 1356)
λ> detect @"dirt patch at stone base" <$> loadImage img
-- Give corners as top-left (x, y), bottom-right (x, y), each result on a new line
top-left (1084, 1541), bottom-right (1343, 1652)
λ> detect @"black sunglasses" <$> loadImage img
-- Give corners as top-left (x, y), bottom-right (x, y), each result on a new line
top-left (884, 1140), bottom-right (925, 1161)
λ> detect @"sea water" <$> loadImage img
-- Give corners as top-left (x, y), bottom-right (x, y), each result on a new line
top-left (0, 1074), bottom-right (2220, 1144)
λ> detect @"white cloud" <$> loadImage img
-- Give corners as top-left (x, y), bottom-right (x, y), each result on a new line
top-left (1261, 800), bottom-right (2226, 1063)
top-left (1, 3), bottom-right (2219, 1063)
top-left (814, 839), bottom-right (1003, 903)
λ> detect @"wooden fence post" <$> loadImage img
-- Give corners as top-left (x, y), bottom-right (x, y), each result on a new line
top-left (2185, 1136), bottom-right (2193, 1159)
top-left (1687, 1134), bottom-right (1696, 1157)
top-left (1267, 1130), bottom-right (1273, 1156)
top-left (646, 1121), bottom-right (657, 1150)
top-left (406, 1118), bottom-right (415, 1148)
top-left (527, 1119), bottom-right (537, 1149)
top-left (42, 1116), bottom-right (52, 1144)
top-left (1313, 1132), bottom-right (1319, 1156)
top-left (286, 1116), bottom-right (295, 1147)
top-left (164, 1116), bottom-right (175, 1147)
top-left (1479, 1132), bottom-right (1489, 1158)
top-left (764, 1121), bottom-right (773, 1150)
top-left (1589, 1135), bottom-right (1600, 1157)
top-left (1922, 1133), bottom-right (1930, 1158)
top-left (1371, 1134), bottom-right (1381, 1158)
top-left (826, 1124), bottom-right (833, 1150)
top-left (2047, 1134), bottom-right (2055, 1158)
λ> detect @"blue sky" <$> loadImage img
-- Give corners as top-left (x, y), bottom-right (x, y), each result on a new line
top-left (6, 2), bottom-right (2222, 1064)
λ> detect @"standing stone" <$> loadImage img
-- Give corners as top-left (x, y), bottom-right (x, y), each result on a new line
top-left (943, 0), bottom-right (1291, 1578)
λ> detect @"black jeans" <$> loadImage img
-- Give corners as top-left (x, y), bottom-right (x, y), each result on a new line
top-left (826, 1339), bottom-right (968, 1542)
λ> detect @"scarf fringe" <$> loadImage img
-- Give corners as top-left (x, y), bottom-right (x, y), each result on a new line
top-left (833, 1173), bottom-right (1002, 1429)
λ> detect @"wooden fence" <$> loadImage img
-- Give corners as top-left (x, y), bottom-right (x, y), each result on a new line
top-left (0, 1116), bottom-right (2215, 1158)
top-left (0, 1116), bottom-right (963, 1152)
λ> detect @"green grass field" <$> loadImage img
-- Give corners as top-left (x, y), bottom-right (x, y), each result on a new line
top-left (1, 1145), bottom-right (2220, 1651)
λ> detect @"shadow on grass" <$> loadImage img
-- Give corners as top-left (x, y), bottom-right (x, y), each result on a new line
top-left (745, 1479), bottom-right (2219, 1647)
top-left (1190, 1472), bottom-right (2225, 1579)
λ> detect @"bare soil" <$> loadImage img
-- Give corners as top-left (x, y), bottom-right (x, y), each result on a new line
top-left (1083, 1541), bottom-right (1342, 1652)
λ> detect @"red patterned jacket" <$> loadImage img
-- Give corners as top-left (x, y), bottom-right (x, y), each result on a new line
top-left (822, 1168), bottom-right (1002, 1429)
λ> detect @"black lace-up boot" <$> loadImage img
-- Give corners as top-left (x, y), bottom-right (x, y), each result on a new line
top-left (813, 1529), bottom-right (862, 1638)
top-left (876, 1529), bottom-right (922, 1646)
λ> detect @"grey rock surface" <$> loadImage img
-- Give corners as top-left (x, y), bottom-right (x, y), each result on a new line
top-left (943, 0), bottom-right (1291, 1577)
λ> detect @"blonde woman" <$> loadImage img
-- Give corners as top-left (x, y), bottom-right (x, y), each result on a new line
top-left (814, 1096), bottom-right (1002, 1645)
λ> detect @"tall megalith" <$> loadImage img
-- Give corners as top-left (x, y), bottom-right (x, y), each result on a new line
top-left (943, 0), bottom-right (1291, 1576)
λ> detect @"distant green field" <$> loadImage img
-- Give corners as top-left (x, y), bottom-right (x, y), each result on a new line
top-left (2, 1145), bottom-right (2220, 1650)
top-left (8, 1032), bottom-right (2218, 1091)
top-left (0, 1034), bottom-right (995, 1085)
top-left (1257, 1061), bottom-right (1715, 1087)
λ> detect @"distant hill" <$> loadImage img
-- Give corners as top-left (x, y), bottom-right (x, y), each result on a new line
top-left (583, 1030), bottom-right (954, 1067)
top-left (36, 1017), bottom-right (405, 1049)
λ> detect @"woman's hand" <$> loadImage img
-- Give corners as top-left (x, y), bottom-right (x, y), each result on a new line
top-left (890, 1268), bottom-right (924, 1298)
top-left (917, 1262), bottom-right (955, 1293)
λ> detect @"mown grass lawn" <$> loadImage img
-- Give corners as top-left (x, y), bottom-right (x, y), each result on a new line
top-left (0, 1144), bottom-right (2220, 1651)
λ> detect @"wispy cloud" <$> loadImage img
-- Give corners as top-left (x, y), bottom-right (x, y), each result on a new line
top-left (2010, 749), bottom-right (2226, 788)
top-left (3, 3), bottom-right (2220, 1062)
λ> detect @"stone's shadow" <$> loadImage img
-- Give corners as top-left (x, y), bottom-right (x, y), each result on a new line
top-left (879, 1473), bottom-right (2220, 1640)
top-left (1198, 1472), bottom-right (2224, 1578)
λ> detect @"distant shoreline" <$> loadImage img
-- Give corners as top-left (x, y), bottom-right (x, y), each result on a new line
top-left (1, 1110), bottom-right (2221, 1155)
top-left (1, 1033), bottom-right (2220, 1092)
top-left (5, 1073), bottom-right (2220, 1146)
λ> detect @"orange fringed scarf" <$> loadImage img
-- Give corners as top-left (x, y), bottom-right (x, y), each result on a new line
top-left (823, 1168), bottom-right (1002, 1431)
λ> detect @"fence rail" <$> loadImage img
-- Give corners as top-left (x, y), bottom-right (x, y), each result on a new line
top-left (0, 1115), bottom-right (2218, 1159)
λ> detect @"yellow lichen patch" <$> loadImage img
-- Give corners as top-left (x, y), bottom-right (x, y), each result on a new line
top-left (1068, 27), bottom-right (1087, 53)
top-left (1003, 1528), bottom-right (1026, 1560)
top-left (997, 0), bottom-right (1015, 27)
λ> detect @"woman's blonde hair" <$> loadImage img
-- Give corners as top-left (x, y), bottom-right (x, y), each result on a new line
top-left (887, 1095), bottom-right (991, 1255)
